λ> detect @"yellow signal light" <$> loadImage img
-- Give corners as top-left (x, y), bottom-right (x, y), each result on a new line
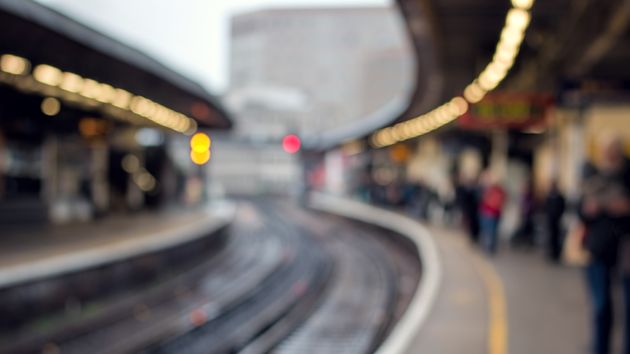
top-left (190, 132), bottom-right (211, 153)
top-left (190, 149), bottom-right (211, 165)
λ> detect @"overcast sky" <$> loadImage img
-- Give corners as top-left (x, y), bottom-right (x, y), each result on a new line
top-left (34, 0), bottom-right (390, 93)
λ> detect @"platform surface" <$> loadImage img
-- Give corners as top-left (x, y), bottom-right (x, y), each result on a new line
top-left (407, 225), bottom-right (592, 354)
top-left (0, 202), bottom-right (234, 288)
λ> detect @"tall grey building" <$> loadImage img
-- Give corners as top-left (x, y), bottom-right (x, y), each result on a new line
top-left (227, 6), bottom-right (414, 139)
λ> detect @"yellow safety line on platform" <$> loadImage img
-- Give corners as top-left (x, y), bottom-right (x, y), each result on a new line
top-left (472, 254), bottom-right (509, 354)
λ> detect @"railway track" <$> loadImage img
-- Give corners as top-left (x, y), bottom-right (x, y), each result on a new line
top-left (268, 204), bottom-right (420, 354)
top-left (1, 200), bottom-right (421, 354)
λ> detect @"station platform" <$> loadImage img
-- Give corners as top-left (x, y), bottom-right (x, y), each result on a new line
top-left (311, 194), bottom-right (595, 354)
top-left (0, 202), bottom-right (235, 288)
top-left (406, 226), bottom-right (591, 354)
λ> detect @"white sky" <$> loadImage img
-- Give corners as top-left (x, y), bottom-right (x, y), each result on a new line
top-left (35, 0), bottom-right (390, 93)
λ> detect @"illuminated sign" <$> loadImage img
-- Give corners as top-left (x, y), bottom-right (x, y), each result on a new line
top-left (458, 92), bottom-right (553, 129)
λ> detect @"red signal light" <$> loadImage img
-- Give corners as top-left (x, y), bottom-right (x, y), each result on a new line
top-left (282, 134), bottom-right (301, 154)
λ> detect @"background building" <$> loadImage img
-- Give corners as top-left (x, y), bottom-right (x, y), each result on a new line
top-left (212, 6), bottom-right (413, 196)
top-left (227, 6), bottom-right (414, 140)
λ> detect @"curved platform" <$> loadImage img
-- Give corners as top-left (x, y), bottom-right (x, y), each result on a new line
top-left (0, 202), bottom-right (235, 288)
top-left (310, 193), bottom-right (592, 354)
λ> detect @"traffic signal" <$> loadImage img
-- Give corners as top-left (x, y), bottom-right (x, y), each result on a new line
top-left (282, 134), bottom-right (301, 154)
top-left (190, 132), bottom-right (211, 165)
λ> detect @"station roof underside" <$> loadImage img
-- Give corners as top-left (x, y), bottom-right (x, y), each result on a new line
top-left (0, 0), bottom-right (231, 130)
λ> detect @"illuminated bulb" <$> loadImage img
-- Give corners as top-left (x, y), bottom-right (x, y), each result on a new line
top-left (185, 120), bottom-right (198, 136)
top-left (464, 89), bottom-right (483, 104)
top-left (393, 123), bottom-right (406, 139)
top-left (370, 134), bottom-right (382, 148)
top-left (468, 91), bottom-right (485, 104)
top-left (449, 96), bottom-right (469, 116)
top-left (41, 97), bottom-right (61, 116)
top-left (501, 26), bottom-right (525, 47)
top-left (412, 119), bottom-right (424, 133)
top-left (96, 83), bottom-right (115, 103)
top-left (511, 0), bottom-right (534, 10)
top-left (487, 62), bottom-right (509, 79)
top-left (378, 131), bottom-right (391, 147)
top-left (464, 82), bottom-right (486, 104)
top-left (479, 64), bottom-right (505, 90)
top-left (166, 113), bottom-right (179, 128)
top-left (130, 96), bottom-right (156, 118)
top-left (112, 89), bottom-right (132, 109)
top-left (405, 122), bottom-right (415, 138)
top-left (433, 110), bottom-right (445, 124)
top-left (122, 154), bottom-right (140, 173)
top-left (60, 72), bottom-right (84, 93)
top-left (494, 48), bottom-right (517, 65)
top-left (427, 113), bottom-right (439, 127)
top-left (0, 54), bottom-right (30, 75)
top-left (80, 79), bottom-right (102, 100)
top-left (129, 96), bottom-right (143, 115)
top-left (380, 127), bottom-right (392, 142)
top-left (374, 132), bottom-right (387, 147)
top-left (135, 172), bottom-right (156, 192)
top-left (179, 118), bottom-right (191, 133)
top-left (383, 136), bottom-right (396, 147)
top-left (163, 108), bottom-right (177, 125)
top-left (153, 107), bottom-right (169, 125)
top-left (172, 119), bottom-right (185, 133)
top-left (415, 126), bottom-right (427, 137)
top-left (390, 125), bottom-right (403, 142)
top-left (419, 117), bottom-right (430, 130)
top-left (438, 105), bottom-right (450, 120)
top-left (506, 8), bottom-right (531, 31)
top-left (33, 64), bottom-right (62, 86)
top-left (496, 41), bottom-right (520, 60)
top-left (397, 123), bottom-right (408, 139)
top-left (493, 59), bottom-right (512, 74)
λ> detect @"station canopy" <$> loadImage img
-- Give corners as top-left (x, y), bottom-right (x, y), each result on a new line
top-left (0, 0), bottom-right (231, 133)
top-left (361, 0), bottom-right (630, 149)
top-left (402, 0), bottom-right (630, 119)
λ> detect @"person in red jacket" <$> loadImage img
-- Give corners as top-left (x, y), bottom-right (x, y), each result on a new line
top-left (479, 171), bottom-right (506, 255)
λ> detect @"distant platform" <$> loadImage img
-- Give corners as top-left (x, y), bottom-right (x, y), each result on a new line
top-left (0, 202), bottom-right (235, 288)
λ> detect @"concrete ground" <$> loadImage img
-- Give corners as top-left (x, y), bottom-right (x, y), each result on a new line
top-left (0, 203), bottom-right (233, 287)
top-left (407, 225), bottom-right (594, 354)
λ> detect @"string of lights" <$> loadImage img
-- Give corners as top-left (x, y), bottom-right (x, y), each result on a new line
top-left (371, 0), bottom-right (535, 148)
top-left (0, 54), bottom-right (198, 135)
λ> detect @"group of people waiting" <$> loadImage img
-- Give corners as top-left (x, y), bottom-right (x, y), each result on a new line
top-left (456, 170), bottom-right (509, 255)
top-left (456, 134), bottom-right (628, 354)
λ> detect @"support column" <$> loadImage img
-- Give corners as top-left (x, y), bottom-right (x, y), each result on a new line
top-left (91, 140), bottom-right (109, 215)
top-left (490, 129), bottom-right (508, 180)
top-left (41, 134), bottom-right (58, 216)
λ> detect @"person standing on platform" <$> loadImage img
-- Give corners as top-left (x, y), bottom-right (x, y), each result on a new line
top-left (456, 175), bottom-right (481, 244)
top-left (479, 171), bottom-right (506, 255)
top-left (545, 180), bottom-right (566, 263)
top-left (622, 236), bottom-right (630, 354)
top-left (580, 135), bottom-right (630, 354)
top-left (512, 178), bottom-right (536, 248)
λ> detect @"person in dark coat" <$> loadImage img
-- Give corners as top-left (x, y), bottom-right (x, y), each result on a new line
top-left (512, 179), bottom-right (536, 248)
top-left (580, 135), bottom-right (630, 354)
top-left (622, 234), bottom-right (630, 354)
top-left (456, 176), bottom-right (480, 244)
top-left (545, 180), bottom-right (566, 262)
